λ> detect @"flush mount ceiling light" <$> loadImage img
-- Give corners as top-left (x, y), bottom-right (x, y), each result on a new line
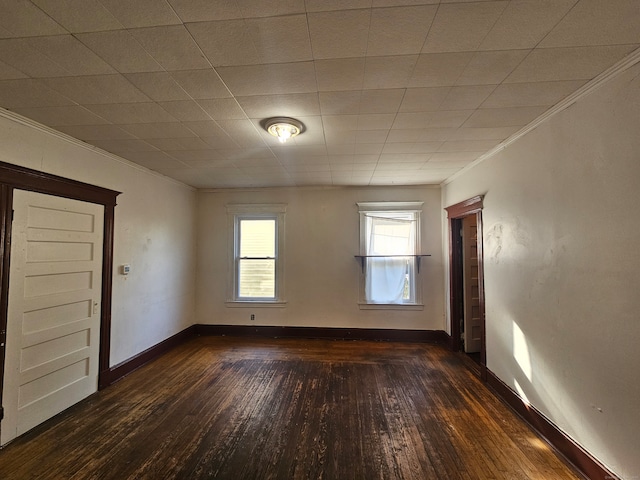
top-left (263, 117), bottom-right (305, 143)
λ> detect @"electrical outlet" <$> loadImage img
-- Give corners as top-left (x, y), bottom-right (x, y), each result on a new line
top-left (250, 314), bottom-right (255, 321)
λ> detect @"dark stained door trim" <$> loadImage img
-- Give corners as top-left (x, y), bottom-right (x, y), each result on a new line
top-left (0, 161), bottom-right (120, 412)
top-left (445, 195), bottom-right (486, 380)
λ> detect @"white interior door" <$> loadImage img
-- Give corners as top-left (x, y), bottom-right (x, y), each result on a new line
top-left (463, 215), bottom-right (482, 353)
top-left (1, 190), bottom-right (103, 445)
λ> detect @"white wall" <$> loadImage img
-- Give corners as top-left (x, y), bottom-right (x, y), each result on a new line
top-left (0, 111), bottom-right (197, 367)
top-left (442, 61), bottom-right (640, 478)
top-left (197, 185), bottom-right (445, 331)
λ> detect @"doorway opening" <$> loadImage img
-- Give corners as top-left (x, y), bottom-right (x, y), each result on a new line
top-left (445, 196), bottom-right (486, 380)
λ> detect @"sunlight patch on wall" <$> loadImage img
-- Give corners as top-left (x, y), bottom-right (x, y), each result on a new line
top-left (513, 321), bottom-right (532, 381)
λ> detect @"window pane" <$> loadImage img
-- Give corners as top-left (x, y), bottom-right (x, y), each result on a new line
top-left (240, 219), bottom-right (275, 257)
top-left (238, 259), bottom-right (275, 298)
top-left (366, 214), bottom-right (415, 256)
top-left (363, 211), bottom-right (417, 304)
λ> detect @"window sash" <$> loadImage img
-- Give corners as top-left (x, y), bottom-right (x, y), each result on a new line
top-left (235, 217), bottom-right (278, 300)
top-left (359, 206), bottom-right (421, 305)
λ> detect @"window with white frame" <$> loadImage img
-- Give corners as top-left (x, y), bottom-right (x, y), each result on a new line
top-left (358, 202), bottom-right (423, 306)
top-left (227, 204), bottom-right (286, 304)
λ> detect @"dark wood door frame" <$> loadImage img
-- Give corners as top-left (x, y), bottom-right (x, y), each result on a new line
top-left (0, 161), bottom-right (120, 423)
top-left (445, 195), bottom-right (487, 380)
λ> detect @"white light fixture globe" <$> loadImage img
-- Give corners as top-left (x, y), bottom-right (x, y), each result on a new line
top-left (264, 117), bottom-right (304, 143)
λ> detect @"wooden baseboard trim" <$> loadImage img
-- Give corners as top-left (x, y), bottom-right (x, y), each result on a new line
top-left (486, 370), bottom-right (618, 480)
top-left (195, 324), bottom-right (450, 344)
top-left (102, 325), bottom-right (197, 387)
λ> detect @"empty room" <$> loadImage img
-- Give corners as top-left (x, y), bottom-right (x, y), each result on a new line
top-left (0, 1), bottom-right (638, 479)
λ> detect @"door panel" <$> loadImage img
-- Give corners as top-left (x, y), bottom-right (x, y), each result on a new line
top-left (2, 190), bottom-right (103, 445)
top-left (463, 215), bottom-right (481, 353)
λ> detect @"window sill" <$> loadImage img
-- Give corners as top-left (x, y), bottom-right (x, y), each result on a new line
top-left (225, 300), bottom-right (287, 308)
top-left (358, 303), bottom-right (424, 311)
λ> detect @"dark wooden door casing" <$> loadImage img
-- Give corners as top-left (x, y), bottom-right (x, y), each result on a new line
top-left (0, 161), bottom-right (120, 419)
top-left (445, 195), bottom-right (486, 379)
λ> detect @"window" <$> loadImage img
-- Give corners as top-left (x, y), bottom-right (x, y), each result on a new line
top-left (358, 202), bottom-right (423, 306)
top-left (227, 204), bottom-right (286, 304)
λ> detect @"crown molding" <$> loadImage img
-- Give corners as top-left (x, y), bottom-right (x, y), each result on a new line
top-left (442, 45), bottom-right (640, 186)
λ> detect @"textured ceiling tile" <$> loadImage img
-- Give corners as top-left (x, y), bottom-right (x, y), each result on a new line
top-left (12, 105), bottom-right (109, 126)
top-left (409, 53), bottom-right (473, 87)
top-left (373, 0), bottom-right (438, 5)
top-left (418, 128), bottom-right (459, 142)
top-left (319, 91), bottom-right (361, 115)
top-left (236, 0), bottom-right (305, 17)
top-left (28, 35), bottom-right (116, 75)
top-left (0, 79), bottom-right (74, 108)
top-left (129, 25), bottom-right (210, 71)
top-left (438, 139), bottom-right (499, 152)
top-left (92, 138), bottom-right (158, 152)
top-left (197, 98), bottom-right (247, 120)
top-left (504, 45), bottom-right (638, 83)
top-left (482, 80), bottom-right (586, 108)
top-left (422, 1), bottom-right (509, 53)
top-left (121, 151), bottom-right (187, 169)
top-left (146, 137), bottom-right (213, 151)
top-left (222, 147), bottom-right (277, 160)
top-left (356, 114), bottom-right (395, 130)
top-left (76, 30), bottom-right (163, 73)
top-left (186, 20), bottom-right (260, 66)
top-left (367, 6), bottom-right (436, 56)
top-left (400, 87), bottom-right (450, 112)
top-left (0, 38), bottom-right (69, 77)
top-left (0, 59), bottom-right (27, 79)
top-left (364, 55), bottom-right (418, 89)
top-left (316, 58), bottom-right (366, 91)
top-left (55, 124), bottom-right (135, 140)
top-left (119, 122), bottom-right (197, 139)
top-left (378, 153), bottom-right (429, 163)
top-left (31, 0), bottom-right (122, 32)
top-left (359, 89), bottom-right (405, 114)
top-left (324, 130), bottom-right (357, 145)
top-left (447, 126), bottom-right (519, 141)
top-left (236, 93), bottom-right (320, 118)
top-left (456, 50), bottom-right (529, 85)
top-left (170, 69), bottom-right (232, 99)
top-left (355, 130), bottom-right (390, 143)
top-left (125, 72), bottom-right (190, 102)
top-left (182, 121), bottom-right (228, 138)
top-left (99, 0), bottom-right (182, 28)
top-left (385, 129), bottom-right (426, 143)
top-left (540, 0), bottom-right (640, 48)
top-left (166, 0), bottom-right (243, 22)
top-left (306, 0), bottom-right (372, 12)
top-left (382, 142), bottom-right (441, 153)
top-left (216, 119), bottom-right (266, 146)
top-left (168, 150), bottom-right (227, 165)
top-left (393, 110), bottom-right (473, 129)
top-left (439, 85), bottom-right (496, 110)
top-left (216, 62), bottom-right (317, 96)
top-left (42, 75), bottom-right (150, 104)
top-left (308, 9), bottom-right (370, 59)
top-left (201, 135), bottom-right (239, 149)
top-left (85, 102), bottom-right (178, 123)
top-left (428, 152), bottom-right (484, 163)
top-left (479, 0), bottom-right (577, 50)
top-left (0, 1), bottom-right (66, 37)
top-left (243, 15), bottom-right (312, 63)
top-left (463, 106), bottom-right (548, 128)
top-left (156, 100), bottom-right (211, 122)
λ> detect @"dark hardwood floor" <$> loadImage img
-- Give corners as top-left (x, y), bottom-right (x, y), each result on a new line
top-left (0, 336), bottom-right (584, 479)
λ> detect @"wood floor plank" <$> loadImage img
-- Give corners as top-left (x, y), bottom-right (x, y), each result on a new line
top-left (0, 337), bottom-right (585, 480)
